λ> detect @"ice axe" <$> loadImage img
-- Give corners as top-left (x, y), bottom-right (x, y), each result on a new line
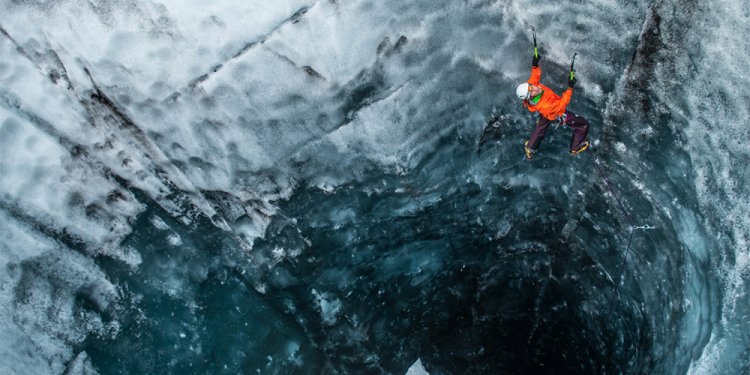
top-left (569, 52), bottom-right (577, 82)
top-left (555, 53), bottom-right (578, 130)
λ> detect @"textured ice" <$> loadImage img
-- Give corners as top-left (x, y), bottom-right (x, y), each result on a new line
top-left (406, 358), bottom-right (430, 375)
top-left (0, 212), bottom-right (119, 374)
top-left (312, 288), bottom-right (343, 326)
top-left (0, 0), bottom-right (748, 373)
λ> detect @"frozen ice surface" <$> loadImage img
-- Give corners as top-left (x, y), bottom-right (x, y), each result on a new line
top-left (406, 358), bottom-right (430, 375)
top-left (0, 0), bottom-right (748, 373)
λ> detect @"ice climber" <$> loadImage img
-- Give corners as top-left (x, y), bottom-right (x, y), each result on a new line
top-left (515, 45), bottom-right (590, 159)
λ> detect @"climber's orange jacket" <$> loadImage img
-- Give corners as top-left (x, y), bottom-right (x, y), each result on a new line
top-left (523, 66), bottom-right (572, 121)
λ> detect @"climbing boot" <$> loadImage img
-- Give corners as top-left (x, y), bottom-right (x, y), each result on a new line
top-left (524, 141), bottom-right (536, 159)
top-left (570, 140), bottom-right (590, 155)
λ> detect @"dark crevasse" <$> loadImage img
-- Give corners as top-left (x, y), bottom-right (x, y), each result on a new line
top-left (83, 96), bottom-right (714, 374)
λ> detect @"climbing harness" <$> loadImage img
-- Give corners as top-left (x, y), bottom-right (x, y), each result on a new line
top-left (554, 112), bottom-right (567, 130)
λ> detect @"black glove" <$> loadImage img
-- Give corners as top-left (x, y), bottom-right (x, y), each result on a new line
top-left (532, 52), bottom-right (540, 67)
top-left (568, 74), bottom-right (577, 88)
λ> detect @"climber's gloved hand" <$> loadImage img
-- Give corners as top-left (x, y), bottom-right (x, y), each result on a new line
top-left (568, 73), bottom-right (577, 88)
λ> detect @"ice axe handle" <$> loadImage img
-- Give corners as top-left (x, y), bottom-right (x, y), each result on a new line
top-left (569, 53), bottom-right (577, 80)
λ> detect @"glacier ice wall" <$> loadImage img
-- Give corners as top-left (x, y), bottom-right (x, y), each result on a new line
top-left (0, 0), bottom-right (748, 373)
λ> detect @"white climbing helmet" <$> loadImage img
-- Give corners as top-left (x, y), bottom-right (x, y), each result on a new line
top-left (515, 83), bottom-right (530, 100)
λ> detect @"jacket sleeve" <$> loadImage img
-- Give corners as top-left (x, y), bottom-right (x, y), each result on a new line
top-left (554, 88), bottom-right (573, 113)
top-left (528, 66), bottom-right (541, 85)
